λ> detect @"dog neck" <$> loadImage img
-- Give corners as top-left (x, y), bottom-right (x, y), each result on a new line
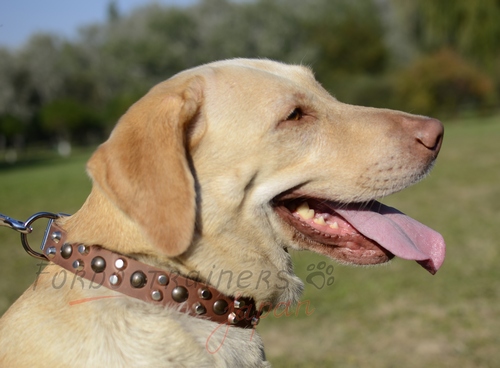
top-left (41, 220), bottom-right (261, 328)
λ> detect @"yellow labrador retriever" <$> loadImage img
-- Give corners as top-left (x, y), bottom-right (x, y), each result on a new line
top-left (0, 59), bottom-right (445, 367)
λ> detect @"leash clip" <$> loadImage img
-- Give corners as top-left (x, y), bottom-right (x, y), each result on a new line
top-left (0, 213), bottom-right (32, 234)
top-left (1, 212), bottom-right (64, 260)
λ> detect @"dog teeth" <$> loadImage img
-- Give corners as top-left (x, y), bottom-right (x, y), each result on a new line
top-left (329, 222), bottom-right (339, 229)
top-left (296, 202), bottom-right (315, 220)
top-left (313, 216), bottom-right (326, 225)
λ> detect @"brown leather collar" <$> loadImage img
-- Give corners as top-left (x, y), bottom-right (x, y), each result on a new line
top-left (42, 222), bottom-right (260, 328)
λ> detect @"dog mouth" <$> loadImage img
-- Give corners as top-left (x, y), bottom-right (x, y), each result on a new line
top-left (273, 197), bottom-right (446, 274)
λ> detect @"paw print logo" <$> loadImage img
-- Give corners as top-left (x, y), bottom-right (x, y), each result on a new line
top-left (305, 262), bottom-right (335, 290)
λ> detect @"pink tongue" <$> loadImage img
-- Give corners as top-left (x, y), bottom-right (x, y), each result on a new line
top-left (334, 201), bottom-right (445, 274)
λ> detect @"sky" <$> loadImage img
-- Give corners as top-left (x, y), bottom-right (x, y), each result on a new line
top-left (0, 0), bottom-right (198, 49)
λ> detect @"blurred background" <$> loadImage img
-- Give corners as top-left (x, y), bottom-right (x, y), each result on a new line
top-left (0, 0), bottom-right (499, 367)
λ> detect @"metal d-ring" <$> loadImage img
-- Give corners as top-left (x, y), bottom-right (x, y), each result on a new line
top-left (20, 212), bottom-right (61, 260)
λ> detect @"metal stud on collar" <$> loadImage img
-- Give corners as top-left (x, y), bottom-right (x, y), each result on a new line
top-left (130, 271), bottom-right (147, 288)
top-left (46, 246), bottom-right (57, 258)
top-left (193, 302), bottom-right (207, 315)
top-left (234, 299), bottom-right (245, 309)
top-left (213, 299), bottom-right (229, 315)
top-left (61, 243), bottom-right (73, 259)
top-left (227, 312), bottom-right (238, 325)
top-left (109, 273), bottom-right (121, 286)
top-left (157, 274), bottom-right (169, 286)
top-left (172, 286), bottom-right (189, 303)
top-left (151, 290), bottom-right (163, 301)
top-left (251, 316), bottom-right (260, 326)
top-left (199, 288), bottom-right (212, 300)
top-left (114, 258), bottom-right (127, 270)
top-left (72, 259), bottom-right (84, 271)
top-left (91, 256), bottom-right (106, 273)
top-left (78, 244), bottom-right (89, 255)
top-left (51, 231), bottom-right (62, 243)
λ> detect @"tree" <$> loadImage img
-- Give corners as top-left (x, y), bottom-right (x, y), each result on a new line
top-left (389, 0), bottom-right (500, 70)
top-left (40, 99), bottom-right (101, 144)
top-left (394, 48), bottom-right (495, 116)
top-left (303, 0), bottom-right (388, 77)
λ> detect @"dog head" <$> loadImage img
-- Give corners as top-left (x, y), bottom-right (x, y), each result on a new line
top-left (80, 59), bottom-right (445, 306)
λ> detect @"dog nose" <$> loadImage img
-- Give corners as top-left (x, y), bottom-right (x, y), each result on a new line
top-left (412, 117), bottom-right (444, 153)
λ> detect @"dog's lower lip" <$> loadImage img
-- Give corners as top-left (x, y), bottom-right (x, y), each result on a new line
top-left (273, 198), bottom-right (394, 266)
top-left (274, 195), bottom-right (445, 274)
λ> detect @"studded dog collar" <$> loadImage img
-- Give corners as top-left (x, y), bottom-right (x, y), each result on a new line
top-left (42, 221), bottom-right (260, 328)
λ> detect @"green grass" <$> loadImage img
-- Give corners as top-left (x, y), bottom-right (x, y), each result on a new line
top-left (1, 116), bottom-right (499, 367)
top-left (0, 150), bottom-right (93, 313)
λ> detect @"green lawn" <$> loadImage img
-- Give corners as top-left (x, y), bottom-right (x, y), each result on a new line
top-left (1, 116), bottom-right (499, 367)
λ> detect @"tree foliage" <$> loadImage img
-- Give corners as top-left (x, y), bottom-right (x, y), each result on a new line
top-left (0, 0), bottom-right (498, 150)
top-left (402, 0), bottom-right (500, 69)
top-left (394, 49), bottom-right (495, 116)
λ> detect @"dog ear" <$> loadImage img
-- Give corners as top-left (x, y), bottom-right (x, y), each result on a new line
top-left (86, 76), bottom-right (203, 257)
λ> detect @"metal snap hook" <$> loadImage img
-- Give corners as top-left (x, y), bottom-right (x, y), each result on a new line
top-left (0, 213), bottom-right (32, 234)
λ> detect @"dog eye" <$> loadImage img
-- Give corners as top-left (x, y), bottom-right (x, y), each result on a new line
top-left (286, 108), bottom-right (303, 121)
